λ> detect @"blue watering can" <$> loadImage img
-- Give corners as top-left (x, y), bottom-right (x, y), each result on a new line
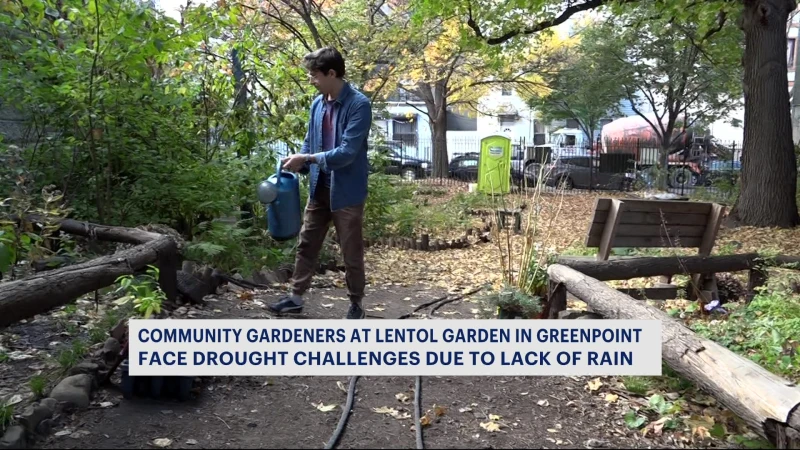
top-left (256, 160), bottom-right (302, 241)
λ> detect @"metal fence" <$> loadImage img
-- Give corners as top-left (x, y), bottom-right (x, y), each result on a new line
top-left (266, 135), bottom-right (742, 199)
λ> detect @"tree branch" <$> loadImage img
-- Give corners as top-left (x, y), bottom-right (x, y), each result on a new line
top-left (467, 0), bottom-right (638, 45)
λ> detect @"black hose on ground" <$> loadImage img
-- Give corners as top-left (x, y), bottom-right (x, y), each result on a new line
top-left (324, 375), bottom-right (359, 450)
top-left (414, 375), bottom-right (424, 449)
top-left (324, 288), bottom-right (482, 449)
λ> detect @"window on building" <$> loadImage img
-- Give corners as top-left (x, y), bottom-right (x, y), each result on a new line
top-left (789, 38), bottom-right (796, 68)
top-left (498, 114), bottom-right (516, 127)
top-left (566, 118), bottom-right (581, 129)
top-left (392, 117), bottom-right (417, 144)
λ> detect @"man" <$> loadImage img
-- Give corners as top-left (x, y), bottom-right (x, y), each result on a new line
top-left (268, 46), bottom-right (373, 320)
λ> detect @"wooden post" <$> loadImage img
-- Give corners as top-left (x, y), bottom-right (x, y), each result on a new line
top-left (513, 212), bottom-right (522, 235)
top-left (597, 199), bottom-right (624, 261)
top-left (421, 234), bottom-right (430, 251)
top-left (545, 281), bottom-right (567, 319)
top-left (747, 268), bottom-right (768, 304)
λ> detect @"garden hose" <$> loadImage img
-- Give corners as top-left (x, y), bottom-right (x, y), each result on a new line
top-left (324, 289), bottom-right (481, 449)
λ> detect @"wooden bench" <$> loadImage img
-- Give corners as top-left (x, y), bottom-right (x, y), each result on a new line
top-left (578, 197), bottom-right (726, 302)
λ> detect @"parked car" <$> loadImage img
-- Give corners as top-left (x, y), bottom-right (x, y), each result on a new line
top-left (540, 155), bottom-right (634, 191)
top-left (368, 142), bottom-right (431, 180)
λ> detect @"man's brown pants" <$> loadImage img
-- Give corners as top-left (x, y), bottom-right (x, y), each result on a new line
top-left (291, 185), bottom-right (365, 301)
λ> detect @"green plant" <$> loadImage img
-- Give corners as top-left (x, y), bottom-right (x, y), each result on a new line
top-left (622, 376), bottom-right (652, 395)
top-left (29, 375), bottom-right (48, 398)
top-left (0, 177), bottom-right (70, 279)
top-left (0, 352), bottom-right (8, 364)
top-left (113, 265), bottom-right (166, 319)
top-left (691, 280), bottom-right (800, 381)
top-left (0, 402), bottom-right (13, 431)
top-left (57, 339), bottom-right (88, 371)
top-left (478, 284), bottom-right (544, 318)
top-left (88, 326), bottom-right (108, 344)
top-left (623, 393), bottom-right (683, 430)
top-left (185, 219), bottom-right (292, 275)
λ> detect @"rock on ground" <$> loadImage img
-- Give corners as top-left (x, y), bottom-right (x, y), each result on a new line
top-left (0, 425), bottom-right (26, 449)
top-left (49, 374), bottom-right (93, 409)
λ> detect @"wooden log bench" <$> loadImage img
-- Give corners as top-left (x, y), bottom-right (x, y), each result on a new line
top-left (561, 197), bottom-right (726, 303)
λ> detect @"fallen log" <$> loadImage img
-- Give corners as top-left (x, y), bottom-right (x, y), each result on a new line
top-left (547, 264), bottom-right (800, 448)
top-left (0, 236), bottom-right (176, 328)
top-left (557, 253), bottom-right (800, 281)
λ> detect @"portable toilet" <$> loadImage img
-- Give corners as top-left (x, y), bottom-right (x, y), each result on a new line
top-left (477, 135), bottom-right (512, 195)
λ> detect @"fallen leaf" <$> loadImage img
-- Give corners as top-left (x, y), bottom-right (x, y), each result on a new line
top-left (586, 378), bottom-right (603, 391)
top-left (434, 405), bottom-right (447, 416)
top-left (489, 414), bottom-right (501, 421)
top-left (396, 393), bottom-right (410, 403)
top-left (368, 307), bottom-right (385, 312)
top-left (480, 421), bottom-right (503, 432)
top-left (186, 440), bottom-right (198, 446)
top-left (537, 399), bottom-right (549, 407)
top-left (419, 413), bottom-right (432, 427)
top-left (404, 297), bottom-right (412, 301)
top-left (605, 394), bottom-right (619, 403)
top-left (6, 394), bottom-right (23, 406)
top-left (372, 406), bottom-right (411, 420)
top-left (547, 428), bottom-right (559, 433)
top-left (99, 402), bottom-right (114, 408)
top-left (312, 402), bottom-right (337, 412)
top-left (520, 392), bottom-right (529, 396)
top-left (459, 407), bottom-right (472, 413)
top-left (153, 438), bottom-right (173, 448)
top-left (321, 303), bottom-right (334, 308)
top-left (337, 381), bottom-right (347, 393)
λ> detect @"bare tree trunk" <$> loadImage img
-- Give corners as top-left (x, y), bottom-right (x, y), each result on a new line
top-left (431, 110), bottom-right (449, 178)
top-left (425, 80), bottom-right (449, 179)
top-left (730, 0), bottom-right (800, 228)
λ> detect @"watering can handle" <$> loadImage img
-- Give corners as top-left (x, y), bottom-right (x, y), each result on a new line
top-left (275, 160), bottom-right (283, 188)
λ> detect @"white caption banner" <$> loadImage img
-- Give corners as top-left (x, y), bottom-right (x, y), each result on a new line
top-left (128, 319), bottom-right (663, 377)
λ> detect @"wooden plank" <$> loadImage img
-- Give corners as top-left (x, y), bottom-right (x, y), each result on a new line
top-left (591, 210), bottom-right (709, 226)
top-left (587, 235), bottom-right (704, 249)
top-left (587, 224), bottom-right (707, 239)
top-left (698, 203), bottom-right (725, 256)
top-left (608, 236), bottom-right (703, 248)
top-left (615, 199), bottom-right (713, 214)
top-left (596, 199), bottom-right (624, 260)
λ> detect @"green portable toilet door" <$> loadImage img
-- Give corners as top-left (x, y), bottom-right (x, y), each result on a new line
top-left (477, 135), bottom-right (512, 194)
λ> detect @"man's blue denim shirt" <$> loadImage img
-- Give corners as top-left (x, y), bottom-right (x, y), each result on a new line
top-left (299, 82), bottom-right (372, 211)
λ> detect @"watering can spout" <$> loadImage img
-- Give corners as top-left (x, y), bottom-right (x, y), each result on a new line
top-left (256, 160), bottom-right (285, 204)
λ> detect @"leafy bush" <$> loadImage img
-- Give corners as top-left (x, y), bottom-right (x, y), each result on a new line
top-left (690, 273), bottom-right (800, 381)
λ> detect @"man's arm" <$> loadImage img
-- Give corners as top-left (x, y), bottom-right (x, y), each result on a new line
top-left (310, 99), bottom-right (372, 173)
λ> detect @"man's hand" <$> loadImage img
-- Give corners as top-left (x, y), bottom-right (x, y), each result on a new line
top-left (282, 154), bottom-right (308, 172)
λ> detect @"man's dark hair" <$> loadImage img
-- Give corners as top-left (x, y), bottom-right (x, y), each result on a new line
top-left (303, 47), bottom-right (345, 78)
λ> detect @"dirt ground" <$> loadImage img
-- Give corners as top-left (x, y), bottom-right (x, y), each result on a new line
top-left (5, 189), bottom-right (779, 449)
top-left (2, 279), bottom-right (732, 450)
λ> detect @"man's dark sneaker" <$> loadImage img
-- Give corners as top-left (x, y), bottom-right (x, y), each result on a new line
top-left (346, 302), bottom-right (365, 319)
top-left (267, 296), bottom-right (304, 315)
